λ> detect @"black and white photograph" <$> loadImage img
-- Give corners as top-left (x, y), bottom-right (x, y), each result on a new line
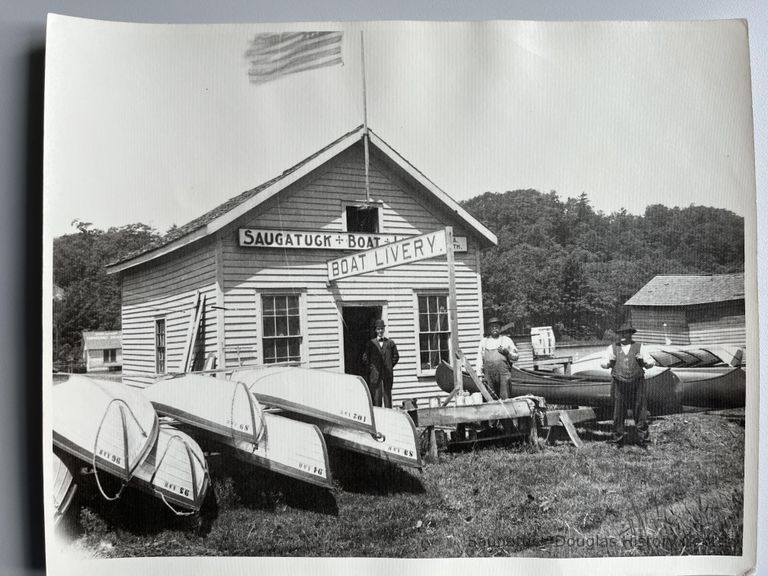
top-left (42, 16), bottom-right (758, 575)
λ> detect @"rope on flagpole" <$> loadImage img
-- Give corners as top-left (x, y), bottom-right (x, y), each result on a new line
top-left (361, 30), bottom-right (371, 203)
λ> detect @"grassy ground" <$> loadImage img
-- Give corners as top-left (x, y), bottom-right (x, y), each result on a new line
top-left (58, 409), bottom-right (744, 558)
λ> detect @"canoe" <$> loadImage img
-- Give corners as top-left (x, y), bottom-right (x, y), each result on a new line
top-left (305, 407), bottom-right (422, 469)
top-left (145, 374), bottom-right (265, 445)
top-left (642, 345), bottom-right (743, 368)
top-left (222, 412), bottom-right (333, 489)
top-left (144, 375), bottom-right (332, 488)
top-left (52, 452), bottom-right (77, 525)
top-left (675, 366), bottom-right (746, 409)
top-left (434, 361), bottom-right (481, 394)
top-left (130, 422), bottom-right (210, 513)
top-left (437, 361), bottom-right (683, 416)
top-left (224, 365), bottom-right (376, 434)
top-left (52, 375), bottom-right (158, 481)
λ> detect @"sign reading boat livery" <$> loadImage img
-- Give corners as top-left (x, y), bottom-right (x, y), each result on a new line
top-left (327, 229), bottom-right (448, 281)
top-left (239, 228), bottom-right (466, 252)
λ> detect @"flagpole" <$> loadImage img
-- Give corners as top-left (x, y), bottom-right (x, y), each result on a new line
top-left (360, 30), bottom-right (371, 202)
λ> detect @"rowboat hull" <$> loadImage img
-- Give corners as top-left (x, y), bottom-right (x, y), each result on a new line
top-left (145, 376), bottom-right (333, 488)
top-left (226, 366), bottom-right (376, 434)
top-left (52, 452), bottom-right (77, 525)
top-left (221, 412), bottom-right (333, 489)
top-left (146, 374), bottom-right (264, 445)
top-left (53, 375), bottom-right (158, 481)
top-left (131, 423), bottom-right (210, 513)
top-left (303, 407), bottom-right (422, 469)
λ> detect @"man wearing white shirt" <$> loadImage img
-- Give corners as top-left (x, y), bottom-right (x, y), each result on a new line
top-left (601, 322), bottom-right (656, 447)
top-left (476, 317), bottom-right (519, 400)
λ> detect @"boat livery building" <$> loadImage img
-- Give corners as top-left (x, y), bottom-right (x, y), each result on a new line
top-left (107, 127), bottom-right (497, 406)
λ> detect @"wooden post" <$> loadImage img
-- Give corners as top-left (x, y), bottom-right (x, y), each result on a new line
top-left (445, 227), bottom-right (462, 396)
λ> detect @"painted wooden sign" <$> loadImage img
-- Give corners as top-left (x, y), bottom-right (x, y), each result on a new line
top-left (238, 228), bottom-right (466, 252)
top-left (327, 229), bottom-right (449, 281)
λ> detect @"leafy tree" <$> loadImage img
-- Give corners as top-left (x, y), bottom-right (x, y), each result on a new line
top-left (53, 222), bottom-right (161, 368)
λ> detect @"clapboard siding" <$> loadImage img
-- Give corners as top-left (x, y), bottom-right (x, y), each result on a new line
top-left (121, 238), bottom-right (219, 387)
top-left (628, 305), bottom-right (746, 347)
top-left (118, 140), bottom-right (489, 401)
top-left (213, 146), bottom-right (484, 401)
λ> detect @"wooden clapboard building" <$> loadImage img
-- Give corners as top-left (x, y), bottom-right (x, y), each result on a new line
top-left (624, 273), bottom-right (745, 347)
top-left (106, 126), bottom-right (497, 405)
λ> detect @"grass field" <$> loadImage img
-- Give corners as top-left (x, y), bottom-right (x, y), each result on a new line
top-left (58, 409), bottom-right (744, 558)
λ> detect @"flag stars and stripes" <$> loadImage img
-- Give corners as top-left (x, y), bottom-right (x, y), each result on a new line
top-left (246, 31), bottom-right (343, 84)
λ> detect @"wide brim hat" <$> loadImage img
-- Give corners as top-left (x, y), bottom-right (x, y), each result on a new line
top-left (486, 317), bottom-right (502, 326)
top-left (616, 322), bottom-right (637, 334)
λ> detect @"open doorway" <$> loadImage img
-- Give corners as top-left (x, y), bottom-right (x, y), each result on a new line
top-left (342, 305), bottom-right (382, 379)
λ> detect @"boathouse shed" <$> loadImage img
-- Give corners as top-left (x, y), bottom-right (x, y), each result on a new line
top-left (106, 126), bottom-right (497, 406)
top-left (624, 273), bottom-right (745, 347)
top-left (81, 330), bottom-right (122, 373)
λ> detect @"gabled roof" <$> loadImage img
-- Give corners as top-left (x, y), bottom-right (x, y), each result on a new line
top-left (624, 273), bottom-right (745, 307)
top-left (107, 126), bottom-right (498, 274)
top-left (82, 330), bottom-right (122, 351)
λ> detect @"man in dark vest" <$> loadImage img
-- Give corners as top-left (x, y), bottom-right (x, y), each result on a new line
top-left (362, 319), bottom-right (400, 408)
top-left (601, 322), bottom-right (656, 447)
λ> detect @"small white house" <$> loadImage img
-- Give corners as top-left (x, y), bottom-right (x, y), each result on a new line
top-left (82, 330), bottom-right (122, 372)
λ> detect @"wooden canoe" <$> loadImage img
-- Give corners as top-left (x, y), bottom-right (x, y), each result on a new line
top-left (52, 375), bottom-right (158, 482)
top-left (52, 451), bottom-right (77, 525)
top-left (130, 422), bottom-right (210, 513)
top-left (674, 366), bottom-right (746, 409)
top-left (225, 365), bottom-right (376, 434)
top-left (437, 360), bottom-right (684, 416)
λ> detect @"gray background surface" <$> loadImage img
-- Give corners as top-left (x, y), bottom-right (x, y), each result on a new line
top-left (1, 1), bottom-right (764, 574)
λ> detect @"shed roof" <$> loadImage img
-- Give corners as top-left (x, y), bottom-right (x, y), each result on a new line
top-left (624, 273), bottom-right (745, 307)
top-left (106, 126), bottom-right (498, 274)
top-left (82, 330), bottom-right (122, 351)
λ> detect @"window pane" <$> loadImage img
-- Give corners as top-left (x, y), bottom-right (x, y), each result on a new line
top-left (288, 339), bottom-right (300, 359)
top-left (418, 296), bottom-right (427, 312)
top-left (286, 296), bottom-right (299, 315)
top-left (419, 313), bottom-right (429, 332)
top-left (275, 296), bottom-right (287, 315)
top-left (263, 297), bottom-right (275, 315)
top-left (275, 316), bottom-right (288, 337)
top-left (288, 316), bottom-right (300, 336)
top-left (263, 316), bottom-right (276, 337)
top-left (276, 338), bottom-right (288, 360)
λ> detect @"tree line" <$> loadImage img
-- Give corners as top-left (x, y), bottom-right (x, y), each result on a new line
top-left (460, 190), bottom-right (744, 340)
top-left (52, 192), bottom-right (744, 365)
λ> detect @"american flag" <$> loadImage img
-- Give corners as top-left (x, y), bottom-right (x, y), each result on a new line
top-left (246, 32), bottom-right (343, 85)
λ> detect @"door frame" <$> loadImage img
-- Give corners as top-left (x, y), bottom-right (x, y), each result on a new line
top-left (336, 299), bottom-right (388, 374)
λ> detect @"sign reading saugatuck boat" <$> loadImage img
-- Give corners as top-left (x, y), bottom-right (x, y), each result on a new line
top-left (326, 229), bottom-right (451, 281)
top-left (239, 228), bottom-right (467, 252)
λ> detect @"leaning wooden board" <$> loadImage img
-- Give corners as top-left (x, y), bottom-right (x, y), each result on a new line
top-left (414, 398), bottom-right (534, 427)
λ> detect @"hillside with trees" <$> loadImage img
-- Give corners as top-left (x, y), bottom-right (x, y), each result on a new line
top-left (460, 190), bottom-right (744, 340)
top-left (52, 191), bottom-right (744, 365)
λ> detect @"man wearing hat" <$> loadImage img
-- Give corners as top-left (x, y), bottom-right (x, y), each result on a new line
top-left (601, 322), bottom-right (656, 447)
top-left (362, 319), bottom-right (400, 408)
top-left (476, 317), bottom-right (519, 401)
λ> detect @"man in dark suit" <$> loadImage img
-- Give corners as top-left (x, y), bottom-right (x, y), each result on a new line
top-left (362, 319), bottom-right (399, 408)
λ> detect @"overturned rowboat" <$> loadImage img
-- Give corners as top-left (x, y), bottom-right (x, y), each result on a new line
top-left (224, 365), bottom-right (376, 434)
top-left (52, 375), bottom-right (158, 482)
top-left (298, 407), bottom-right (422, 469)
top-left (52, 452), bottom-right (77, 525)
top-left (145, 374), bottom-right (332, 488)
top-left (128, 422), bottom-right (210, 514)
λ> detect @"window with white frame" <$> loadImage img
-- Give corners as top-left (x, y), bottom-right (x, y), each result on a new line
top-left (103, 348), bottom-right (117, 363)
top-left (155, 318), bottom-right (166, 374)
top-left (417, 294), bottom-right (451, 371)
top-left (261, 294), bottom-right (302, 363)
top-left (345, 205), bottom-right (380, 233)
